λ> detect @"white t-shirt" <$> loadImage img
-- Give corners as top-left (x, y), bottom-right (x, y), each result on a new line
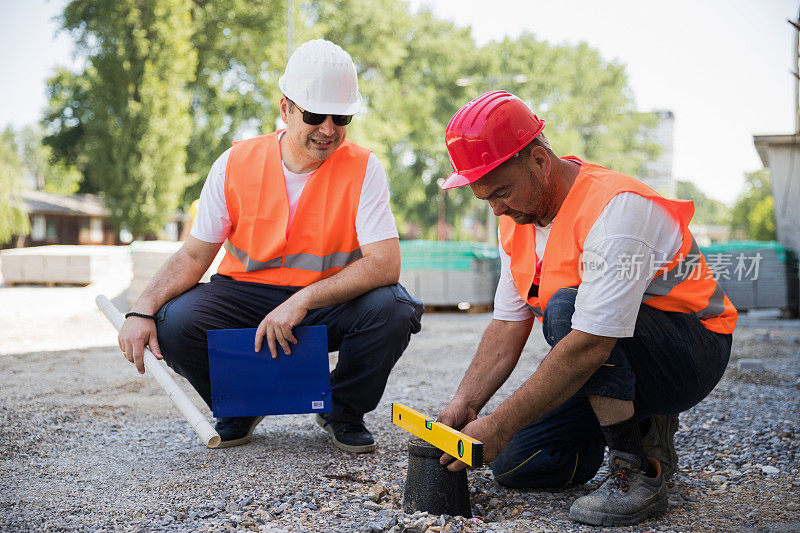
top-left (493, 192), bottom-right (683, 338)
top-left (190, 140), bottom-right (399, 246)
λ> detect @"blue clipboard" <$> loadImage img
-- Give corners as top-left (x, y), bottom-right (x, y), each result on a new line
top-left (207, 326), bottom-right (332, 418)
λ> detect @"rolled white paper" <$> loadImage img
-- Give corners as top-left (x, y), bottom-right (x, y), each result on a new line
top-left (95, 294), bottom-right (221, 448)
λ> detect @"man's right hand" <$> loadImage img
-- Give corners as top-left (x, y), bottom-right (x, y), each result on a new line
top-left (118, 317), bottom-right (162, 375)
top-left (437, 398), bottom-right (480, 468)
top-left (437, 397), bottom-right (479, 431)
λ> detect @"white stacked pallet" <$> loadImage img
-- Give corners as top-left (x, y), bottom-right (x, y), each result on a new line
top-left (127, 241), bottom-right (224, 308)
top-left (0, 245), bottom-right (129, 285)
top-left (399, 261), bottom-right (499, 307)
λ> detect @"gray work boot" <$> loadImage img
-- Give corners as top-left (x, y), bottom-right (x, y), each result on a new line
top-left (569, 450), bottom-right (667, 526)
top-left (642, 413), bottom-right (679, 481)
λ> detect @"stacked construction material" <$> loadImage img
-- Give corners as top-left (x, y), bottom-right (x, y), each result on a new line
top-left (127, 241), bottom-right (223, 308)
top-left (700, 241), bottom-right (799, 316)
top-left (399, 240), bottom-right (500, 308)
top-left (0, 245), bottom-right (129, 285)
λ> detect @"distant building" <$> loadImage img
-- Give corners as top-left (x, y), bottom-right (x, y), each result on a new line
top-left (3, 189), bottom-right (189, 249)
top-left (753, 134), bottom-right (800, 252)
top-left (6, 190), bottom-right (120, 248)
top-left (641, 110), bottom-right (676, 198)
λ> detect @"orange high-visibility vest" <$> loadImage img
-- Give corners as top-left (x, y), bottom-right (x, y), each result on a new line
top-left (499, 157), bottom-right (737, 335)
top-left (217, 132), bottom-right (370, 286)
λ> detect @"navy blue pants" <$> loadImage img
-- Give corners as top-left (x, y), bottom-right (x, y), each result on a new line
top-left (155, 274), bottom-right (423, 424)
top-left (491, 287), bottom-right (732, 489)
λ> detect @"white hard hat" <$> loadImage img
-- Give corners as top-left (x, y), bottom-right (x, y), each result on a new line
top-left (279, 39), bottom-right (361, 116)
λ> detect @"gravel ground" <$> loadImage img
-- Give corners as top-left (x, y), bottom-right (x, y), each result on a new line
top-left (1, 276), bottom-right (799, 532)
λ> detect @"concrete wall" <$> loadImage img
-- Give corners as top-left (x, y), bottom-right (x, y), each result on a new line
top-left (760, 143), bottom-right (800, 252)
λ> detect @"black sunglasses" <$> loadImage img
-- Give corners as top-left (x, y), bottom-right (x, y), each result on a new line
top-left (288, 99), bottom-right (353, 127)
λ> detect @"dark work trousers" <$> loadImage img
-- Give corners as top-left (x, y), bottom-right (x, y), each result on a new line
top-left (155, 274), bottom-right (424, 425)
top-left (491, 287), bottom-right (732, 489)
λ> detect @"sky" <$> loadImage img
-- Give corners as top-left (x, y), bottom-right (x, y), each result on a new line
top-left (0, 0), bottom-right (796, 204)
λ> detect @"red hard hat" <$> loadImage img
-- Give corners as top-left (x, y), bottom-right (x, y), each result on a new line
top-left (441, 91), bottom-right (545, 190)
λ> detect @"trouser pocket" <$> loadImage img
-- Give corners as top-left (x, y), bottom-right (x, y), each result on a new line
top-left (390, 283), bottom-right (424, 333)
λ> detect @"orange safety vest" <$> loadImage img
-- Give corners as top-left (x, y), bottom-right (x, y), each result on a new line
top-left (217, 131), bottom-right (370, 286)
top-left (499, 157), bottom-right (737, 335)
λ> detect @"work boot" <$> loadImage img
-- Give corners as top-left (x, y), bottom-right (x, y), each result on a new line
top-left (569, 450), bottom-right (667, 526)
top-left (316, 413), bottom-right (377, 453)
top-left (641, 413), bottom-right (679, 481)
top-left (214, 416), bottom-right (264, 448)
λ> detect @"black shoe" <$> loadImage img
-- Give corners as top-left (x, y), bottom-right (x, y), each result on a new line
top-left (214, 416), bottom-right (264, 448)
top-left (315, 413), bottom-right (376, 453)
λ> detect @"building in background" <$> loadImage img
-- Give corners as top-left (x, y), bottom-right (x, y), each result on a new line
top-left (641, 109), bottom-right (676, 198)
top-left (754, 134), bottom-right (800, 252)
top-left (9, 190), bottom-right (119, 248)
top-left (3, 190), bottom-right (187, 249)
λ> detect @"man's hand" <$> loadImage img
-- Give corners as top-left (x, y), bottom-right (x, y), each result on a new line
top-left (439, 414), bottom-right (509, 472)
top-left (437, 398), bottom-right (479, 431)
top-left (116, 236), bottom-right (222, 375)
top-left (118, 317), bottom-right (162, 374)
top-left (255, 293), bottom-right (309, 357)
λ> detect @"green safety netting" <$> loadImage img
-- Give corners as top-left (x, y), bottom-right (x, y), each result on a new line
top-left (399, 240), bottom-right (499, 271)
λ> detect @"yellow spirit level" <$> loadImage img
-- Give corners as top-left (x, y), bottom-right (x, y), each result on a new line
top-left (391, 403), bottom-right (484, 468)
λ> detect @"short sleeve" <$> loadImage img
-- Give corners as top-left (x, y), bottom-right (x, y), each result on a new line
top-left (190, 148), bottom-right (233, 243)
top-left (571, 193), bottom-right (683, 338)
top-left (355, 153), bottom-right (400, 246)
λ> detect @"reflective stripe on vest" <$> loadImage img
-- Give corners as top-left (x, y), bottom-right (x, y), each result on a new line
top-left (223, 240), bottom-right (283, 272)
top-left (643, 238), bottom-right (702, 299)
top-left (217, 132), bottom-right (370, 286)
top-left (641, 237), bottom-right (728, 322)
top-left (284, 250), bottom-right (363, 271)
top-left (499, 157), bottom-right (737, 334)
top-left (223, 240), bottom-right (363, 273)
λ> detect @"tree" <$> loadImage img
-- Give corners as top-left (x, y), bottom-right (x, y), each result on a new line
top-left (477, 35), bottom-right (658, 178)
top-left (43, 1), bottom-right (665, 240)
top-left (181, 0), bottom-right (290, 205)
top-left (675, 180), bottom-right (729, 226)
top-left (0, 128), bottom-right (30, 245)
top-left (42, 67), bottom-right (93, 193)
top-left (730, 169), bottom-right (776, 241)
top-left (13, 125), bottom-right (82, 195)
top-left (305, 16), bottom-right (658, 237)
top-left (303, 0), bottom-right (482, 238)
top-left (46, 0), bottom-right (197, 237)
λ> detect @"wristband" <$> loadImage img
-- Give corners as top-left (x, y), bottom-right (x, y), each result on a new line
top-left (125, 312), bottom-right (157, 320)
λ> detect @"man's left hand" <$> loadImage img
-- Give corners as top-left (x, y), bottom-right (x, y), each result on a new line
top-left (254, 293), bottom-right (309, 357)
top-left (440, 414), bottom-right (509, 472)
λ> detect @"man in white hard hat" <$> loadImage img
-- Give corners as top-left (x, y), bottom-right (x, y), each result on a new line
top-left (118, 39), bottom-right (423, 452)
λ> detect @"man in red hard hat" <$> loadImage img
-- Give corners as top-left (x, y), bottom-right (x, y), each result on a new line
top-left (437, 91), bottom-right (736, 526)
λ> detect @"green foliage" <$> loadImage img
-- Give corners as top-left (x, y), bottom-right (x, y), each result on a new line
top-left (303, 1), bottom-right (482, 238)
top-left (42, 0), bottom-right (663, 239)
top-left (731, 169), bottom-right (776, 241)
top-left (478, 35), bottom-right (658, 177)
top-left (42, 67), bottom-right (92, 191)
top-left (182, 0), bottom-right (290, 205)
top-left (675, 180), bottom-right (730, 226)
top-left (0, 128), bottom-right (30, 244)
top-left (13, 125), bottom-right (82, 194)
top-left (48, 0), bottom-right (197, 237)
